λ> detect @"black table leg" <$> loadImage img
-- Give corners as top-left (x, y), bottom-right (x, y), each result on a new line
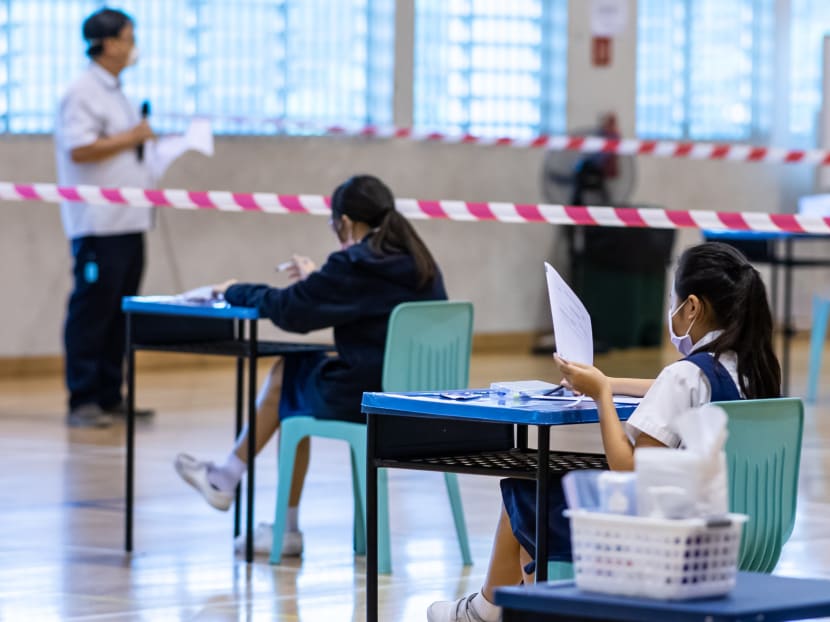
top-left (783, 237), bottom-right (794, 396)
top-left (125, 313), bottom-right (135, 552)
top-left (536, 425), bottom-right (550, 582)
top-left (366, 413), bottom-right (379, 622)
top-left (245, 319), bottom-right (257, 564)
top-left (516, 425), bottom-right (528, 451)
top-left (234, 319), bottom-right (244, 538)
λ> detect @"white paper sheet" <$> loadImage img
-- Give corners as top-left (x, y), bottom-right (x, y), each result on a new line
top-left (177, 285), bottom-right (221, 303)
top-left (544, 261), bottom-right (594, 365)
top-left (146, 118), bottom-right (214, 182)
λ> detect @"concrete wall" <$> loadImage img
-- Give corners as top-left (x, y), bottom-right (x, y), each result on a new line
top-left (0, 0), bottom-right (824, 358)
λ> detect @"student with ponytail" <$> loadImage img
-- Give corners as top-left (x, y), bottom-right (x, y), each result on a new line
top-left (428, 241), bottom-right (780, 622)
top-left (175, 175), bottom-right (446, 556)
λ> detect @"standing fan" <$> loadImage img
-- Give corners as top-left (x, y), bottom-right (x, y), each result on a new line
top-left (540, 131), bottom-right (636, 206)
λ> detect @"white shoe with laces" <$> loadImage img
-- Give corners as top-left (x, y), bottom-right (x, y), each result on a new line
top-left (174, 453), bottom-right (234, 511)
top-left (427, 593), bottom-right (502, 622)
top-left (233, 521), bottom-right (304, 557)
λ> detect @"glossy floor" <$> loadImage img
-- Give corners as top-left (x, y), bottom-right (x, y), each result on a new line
top-left (0, 344), bottom-right (828, 621)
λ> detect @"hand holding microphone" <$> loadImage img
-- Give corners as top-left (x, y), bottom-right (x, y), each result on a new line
top-left (135, 100), bottom-right (152, 161)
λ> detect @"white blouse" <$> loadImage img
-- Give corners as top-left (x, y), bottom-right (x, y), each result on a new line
top-left (624, 331), bottom-right (742, 448)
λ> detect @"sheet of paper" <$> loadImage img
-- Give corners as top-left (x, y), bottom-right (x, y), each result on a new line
top-left (146, 118), bottom-right (214, 181)
top-left (545, 261), bottom-right (594, 365)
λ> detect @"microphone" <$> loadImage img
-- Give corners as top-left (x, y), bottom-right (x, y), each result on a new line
top-left (137, 100), bottom-right (150, 162)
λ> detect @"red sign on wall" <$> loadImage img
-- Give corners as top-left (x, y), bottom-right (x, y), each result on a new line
top-left (592, 36), bottom-right (612, 66)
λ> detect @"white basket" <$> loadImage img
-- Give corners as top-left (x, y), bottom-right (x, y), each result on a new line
top-left (567, 510), bottom-right (748, 600)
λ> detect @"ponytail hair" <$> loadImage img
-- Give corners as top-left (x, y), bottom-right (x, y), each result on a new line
top-left (675, 242), bottom-right (781, 398)
top-left (330, 175), bottom-right (438, 289)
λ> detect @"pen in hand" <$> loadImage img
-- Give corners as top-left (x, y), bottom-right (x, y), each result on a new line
top-left (275, 261), bottom-right (293, 272)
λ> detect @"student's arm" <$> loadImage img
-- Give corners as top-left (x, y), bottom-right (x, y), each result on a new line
top-left (555, 356), bottom-right (665, 471)
top-left (222, 252), bottom-right (366, 333)
top-left (609, 378), bottom-right (654, 397)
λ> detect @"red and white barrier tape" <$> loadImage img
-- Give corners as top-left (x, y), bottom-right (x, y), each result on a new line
top-left (163, 115), bottom-right (830, 166)
top-left (3, 181), bottom-right (830, 235)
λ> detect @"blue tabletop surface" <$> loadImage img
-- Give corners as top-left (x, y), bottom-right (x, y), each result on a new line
top-left (122, 295), bottom-right (259, 320)
top-left (494, 572), bottom-right (830, 622)
top-left (361, 390), bottom-right (638, 426)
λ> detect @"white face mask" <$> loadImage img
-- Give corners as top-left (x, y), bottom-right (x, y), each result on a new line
top-left (668, 295), bottom-right (697, 356)
top-left (127, 46), bottom-right (139, 66)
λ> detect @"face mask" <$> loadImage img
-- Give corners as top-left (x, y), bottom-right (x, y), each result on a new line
top-left (668, 297), bottom-right (696, 356)
top-left (127, 46), bottom-right (139, 66)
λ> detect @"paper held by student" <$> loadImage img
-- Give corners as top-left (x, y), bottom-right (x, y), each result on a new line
top-left (544, 261), bottom-right (594, 366)
top-left (146, 117), bottom-right (214, 182)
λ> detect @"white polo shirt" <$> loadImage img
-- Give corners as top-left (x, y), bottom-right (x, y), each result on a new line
top-left (624, 331), bottom-right (743, 448)
top-left (55, 62), bottom-right (154, 240)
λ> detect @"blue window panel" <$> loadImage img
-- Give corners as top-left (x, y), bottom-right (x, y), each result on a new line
top-left (637, 0), bottom-right (774, 141)
top-left (414, 0), bottom-right (568, 138)
top-left (0, 0), bottom-right (394, 135)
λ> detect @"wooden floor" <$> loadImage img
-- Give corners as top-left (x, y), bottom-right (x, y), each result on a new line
top-left (1, 341), bottom-right (829, 621)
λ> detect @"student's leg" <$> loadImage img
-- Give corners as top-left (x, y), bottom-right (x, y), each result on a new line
top-left (427, 503), bottom-right (520, 622)
top-left (481, 504), bottom-right (524, 601)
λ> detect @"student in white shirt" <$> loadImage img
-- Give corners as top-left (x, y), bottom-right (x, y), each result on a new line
top-left (428, 241), bottom-right (781, 622)
top-left (56, 8), bottom-right (155, 428)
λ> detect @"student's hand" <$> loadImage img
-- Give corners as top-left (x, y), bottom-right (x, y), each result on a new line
top-left (285, 254), bottom-right (316, 282)
top-left (211, 279), bottom-right (238, 298)
top-left (554, 354), bottom-right (612, 401)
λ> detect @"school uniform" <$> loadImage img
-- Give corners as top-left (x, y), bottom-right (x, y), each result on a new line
top-left (224, 236), bottom-right (447, 423)
top-left (501, 330), bottom-right (744, 572)
top-left (55, 62), bottom-right (153, 412)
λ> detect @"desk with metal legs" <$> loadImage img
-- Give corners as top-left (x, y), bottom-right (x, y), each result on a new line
top-left (122, 296), bottom-right (332, 563)
top-left (361, 390), bottom-right (637, 622)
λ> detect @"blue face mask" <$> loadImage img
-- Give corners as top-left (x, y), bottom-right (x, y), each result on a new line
top-left (668, 296), bottom-right (697, 356)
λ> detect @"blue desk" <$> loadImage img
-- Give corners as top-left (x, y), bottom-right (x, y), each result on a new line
top-left (494, 572), bottom-right (830, 621)
top-left (360, 390), bottom-right (638, 622)
top-left (122, 296), bottom-right (333, 563)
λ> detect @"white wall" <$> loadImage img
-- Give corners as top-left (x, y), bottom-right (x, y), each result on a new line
top-left (0, 0), bottom-right (825, 358)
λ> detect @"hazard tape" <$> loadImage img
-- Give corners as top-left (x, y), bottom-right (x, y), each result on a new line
top-left (162, 115), bottom-right (830, 166)
top-left (3, 181), bottom-right (829, 235)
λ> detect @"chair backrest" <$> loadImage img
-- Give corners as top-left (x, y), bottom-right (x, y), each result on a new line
top-left (382, 300), bottom-right (474, 392)
top-left (714, 398), bottom-right (804, 573)
top-left (375, 300), bottom-right (515, 459)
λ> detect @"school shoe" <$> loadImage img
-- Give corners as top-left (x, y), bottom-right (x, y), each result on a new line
top-left (67, 403), bottom-right (114, 428)
top-left (174, 453), bottom-right (234, 511)
top-left (427, 593), bottom-right (502, 622)
top-left (101, 401), bottom-right (156, 418)
top-left (233, 521), bottom-right (304, 557)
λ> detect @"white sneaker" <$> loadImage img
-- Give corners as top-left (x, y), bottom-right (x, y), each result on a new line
top-left (174, 453), bottom-right (234, 511)
top-left (427, 593), bottom-right (501, 622)
top-left (233, 521), bottom-right (304, 557)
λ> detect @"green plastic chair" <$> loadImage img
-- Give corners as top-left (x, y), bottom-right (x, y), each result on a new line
top-left (715, 397), bottom-right (803, 573)
top-left (269, 300), bottom-right (475, 573)
top-left (549, 397), bottom-right (803, 579)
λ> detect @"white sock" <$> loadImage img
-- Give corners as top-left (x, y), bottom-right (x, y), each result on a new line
top-left (207, 453), bottom-right (246, 493)
top-left (471, 591), bottom-right (502, 622)
top-left (287, 506), bottom-right (300, 532)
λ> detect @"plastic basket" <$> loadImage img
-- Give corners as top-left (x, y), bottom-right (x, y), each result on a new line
top-left (567, 510), bottom-right (748, 600)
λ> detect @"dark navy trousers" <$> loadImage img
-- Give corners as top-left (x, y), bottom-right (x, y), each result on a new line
top-left (64, 233), bottom-right (144, 410)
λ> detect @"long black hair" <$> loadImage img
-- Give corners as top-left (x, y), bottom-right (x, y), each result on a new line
top-left (330, 175), bottom-right (438, 289)
top-left (674, 241), bottom-right (781, 398)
